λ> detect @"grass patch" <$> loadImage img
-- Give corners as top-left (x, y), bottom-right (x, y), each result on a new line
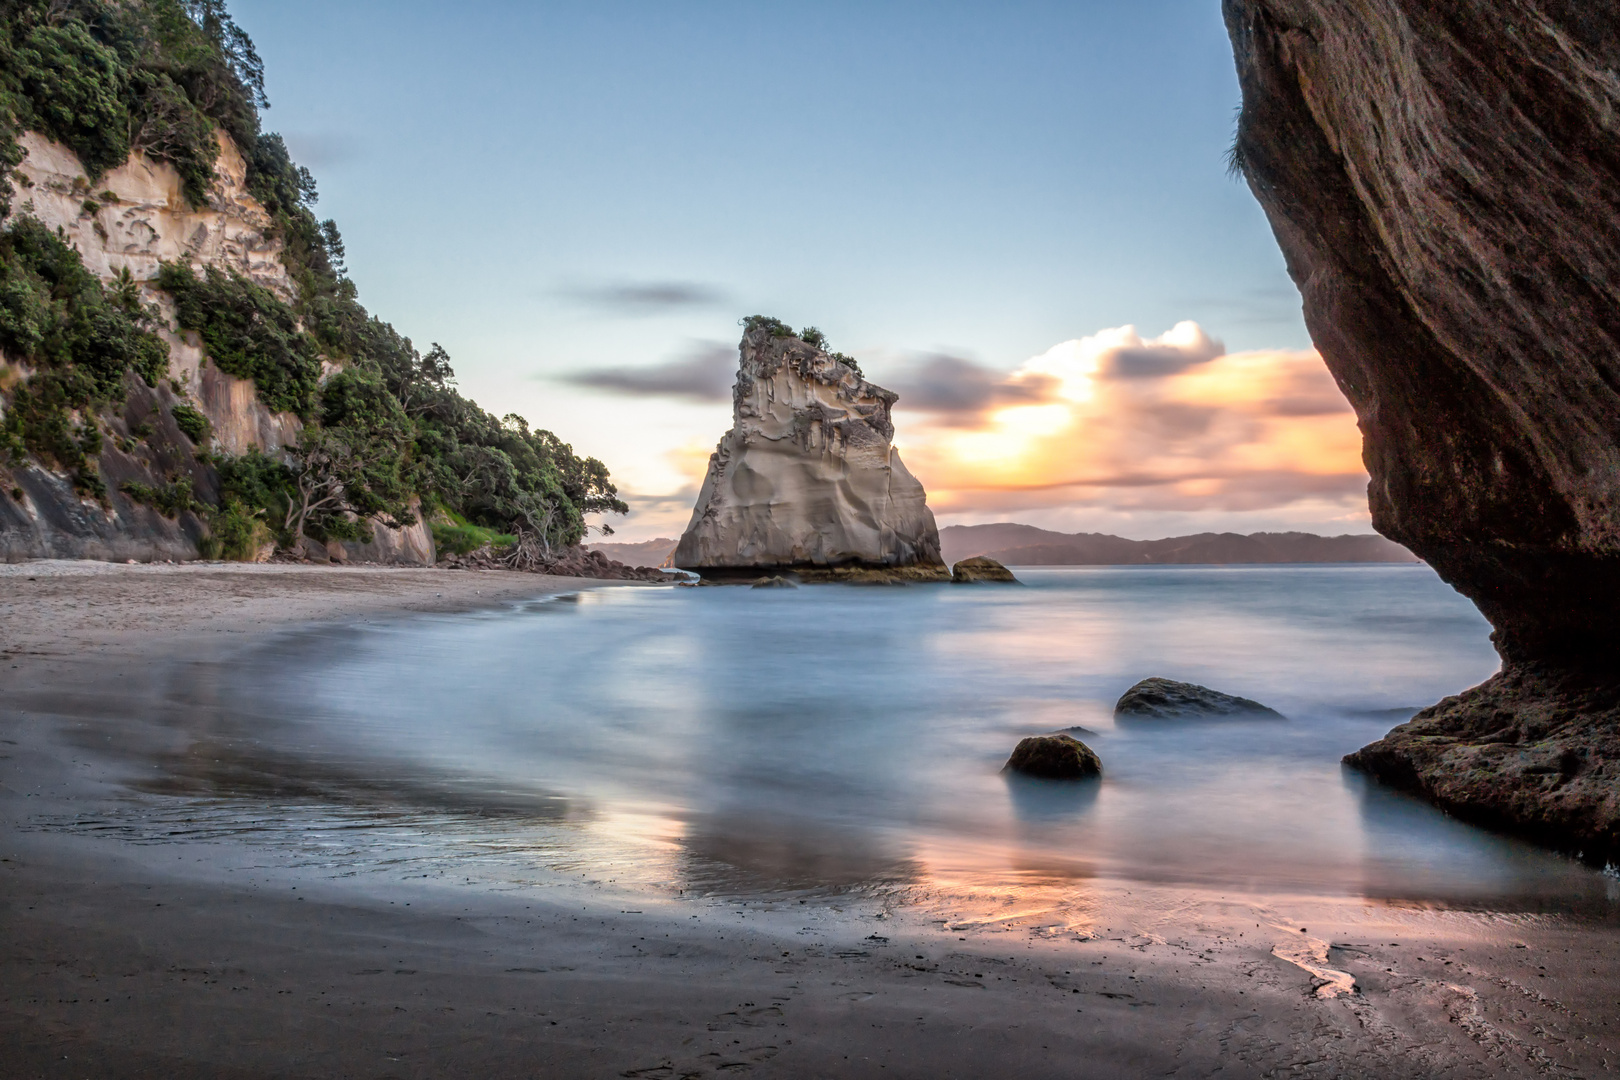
top-left (430, 509), bottom-right (514, 556)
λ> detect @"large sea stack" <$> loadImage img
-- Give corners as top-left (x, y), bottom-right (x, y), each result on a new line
top-left (1225, 1), bottom-right (1620, 858)
top-left (674, 319), bottom-right (947, 582)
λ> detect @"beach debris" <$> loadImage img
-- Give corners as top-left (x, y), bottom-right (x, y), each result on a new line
top-left (1114, 677), bottom-right (1284, 721)
top-left (951, 556), bottom-right (1019, 583)
top-left (1003, 734), bottom-right (1102, 780)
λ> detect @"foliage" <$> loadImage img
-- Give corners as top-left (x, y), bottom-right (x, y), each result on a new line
top-left (195, 495), bottom-right (265, 559)
top-left (742, 314), bottom-right (796, 339)
top-left (119, 475), bottom-right (196, 517)
top-left (0, 215), bottom-right (168, 494)
top-left (170, 399), bottom-right (208, 443)
top-left (0, 0), bottom-right (630, 552)
top-left (212, 446), bottom-right (290, 528)
top-left (429, 508), bottom-right (515, 556)
top-left (0, 0), bottom-right (272, 208)
top-left (157, 261), bottom-right (319, 416)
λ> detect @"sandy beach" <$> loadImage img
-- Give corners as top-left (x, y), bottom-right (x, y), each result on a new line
top-left (3, 562), bottom-right (1619, 1078)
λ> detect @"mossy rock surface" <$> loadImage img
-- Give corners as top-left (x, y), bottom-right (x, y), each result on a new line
top-left (1004, 734), bottom-right (1102, 780)
top-left (1114, 677), bottom-right (1283, 721)
top-left (952, 556), bottom-right (1019, 583)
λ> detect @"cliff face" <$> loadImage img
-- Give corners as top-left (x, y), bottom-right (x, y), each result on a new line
top-left (1225, 0), bottom-right (1620, 858)
top-left (674, 327), bottom-right (945, 578)
top-left (2, 132), bottom-right (432, 564)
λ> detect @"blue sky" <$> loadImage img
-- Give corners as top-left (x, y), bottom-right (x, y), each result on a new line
top-left (231, 1), bottom-right (1337, 540)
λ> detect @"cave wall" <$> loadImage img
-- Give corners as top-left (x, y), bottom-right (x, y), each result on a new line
top-left (1223, 0), bottom-right (1620, 669)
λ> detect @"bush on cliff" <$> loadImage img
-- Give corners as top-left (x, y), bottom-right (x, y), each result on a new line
top-left (0, 215), bottom-right (168, 495)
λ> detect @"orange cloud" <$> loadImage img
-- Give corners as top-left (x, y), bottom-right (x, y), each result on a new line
top-left (891, 323), bottom-right (1366, 517)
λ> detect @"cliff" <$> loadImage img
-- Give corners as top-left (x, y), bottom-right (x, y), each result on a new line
top-left (1, 3), bottom-right (630, 568)
top-left (1225, 0), bottom-right (1620, 858)
top-left (1, 130), bottom-right (430, 564)
top-left (674, 320), bottom-right (946, 580)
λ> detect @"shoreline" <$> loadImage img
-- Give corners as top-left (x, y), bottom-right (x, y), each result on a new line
top-left (3, 563), bottom-right (1619, 1077)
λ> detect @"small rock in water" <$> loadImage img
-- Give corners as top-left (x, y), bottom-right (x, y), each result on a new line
top-left (1003, 734), bottom-right (1102, 780)
top-left (751, 575), bottom-right (797, 589)
top-left (1114, 677), bottom-right (1284, 721)
top-left (952, 556), bottom-right (1019, 583)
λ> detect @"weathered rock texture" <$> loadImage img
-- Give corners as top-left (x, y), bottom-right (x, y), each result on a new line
top-left (1114, 678), bottom-right (1284, 722)
top-left (1004, 735), bottom-right (1102, 780)
top-left (2, 132), bottom-right (432, 565)
top-left (1225, 0), bottom-right (1620, 856)
top-left (674, 327), bottom-right (946, 580)
top-left (951, 556), bottom-right (1018, 584)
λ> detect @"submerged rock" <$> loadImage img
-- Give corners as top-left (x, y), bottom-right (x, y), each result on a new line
top-left (951, 556), bottom-right (1018, 583)
top-left (1115, 678), bottom-right (1283, 721)
top-left (751, 575), bottom-right (797, 589)
top-left (673, 319), bottom-right (947, 581)
top-left (1225, 1), bottom-right (1620, 852)
top-left (1004, 734), bottom-right (1102, 780)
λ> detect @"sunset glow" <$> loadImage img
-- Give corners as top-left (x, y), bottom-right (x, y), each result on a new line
top-left (896, 322), bottom-right (1367, 522)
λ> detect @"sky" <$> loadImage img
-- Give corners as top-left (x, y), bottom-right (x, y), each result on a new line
top-left (230, 0), bottom-right (1370, 542)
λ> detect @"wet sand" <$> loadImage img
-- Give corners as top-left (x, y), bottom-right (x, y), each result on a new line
top-left (3, 562), bottom-right (1619, 1078)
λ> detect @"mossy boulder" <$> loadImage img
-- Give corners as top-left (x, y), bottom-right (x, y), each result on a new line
top-left (1003, 734), bottom-right (1102, 780)
top-left (952, 556), bottom-right (1018, 583)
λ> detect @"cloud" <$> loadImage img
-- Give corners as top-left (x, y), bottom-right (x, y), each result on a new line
top-left (562, 342), bottom-right (736, 402)
top-left (895, 322), bottom-right (1365, 519)
top-left (280, 131), bottom-right (359, 169)
top-left (563, 280), bottom-right (727, 313)
top-left (885, 354), bottom-right (1058, 427)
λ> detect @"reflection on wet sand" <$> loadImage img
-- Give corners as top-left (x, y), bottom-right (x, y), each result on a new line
top-left (36, 567), bottom-right (1618, 925)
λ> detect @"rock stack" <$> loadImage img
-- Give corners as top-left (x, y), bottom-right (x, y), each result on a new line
top-left (674, 319), bottom-right (948, 583)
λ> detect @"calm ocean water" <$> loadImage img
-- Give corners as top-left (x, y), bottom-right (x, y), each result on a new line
top-left (200, 565), bottom-right (1617, 908)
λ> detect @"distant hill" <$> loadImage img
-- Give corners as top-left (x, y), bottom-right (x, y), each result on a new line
top-left (598, 527), bottom-right (1418, 570)
top-left (939, 524), bottom-right (1418, 567)
top-left (587, 538), bottom-right (680, 568)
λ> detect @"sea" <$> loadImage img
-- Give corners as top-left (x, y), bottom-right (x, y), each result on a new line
top-left (142, 564), bottom-right (1619, 912)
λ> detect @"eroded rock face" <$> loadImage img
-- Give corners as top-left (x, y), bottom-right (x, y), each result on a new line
top-left (674, 326), bottom-right (945, 577)
top-left (2, 132), bottom-right (433, 566)
top-left (1224, 0), bottom-right (1620, 670)
top-left (1225, 0), bottom-right (1620, 856)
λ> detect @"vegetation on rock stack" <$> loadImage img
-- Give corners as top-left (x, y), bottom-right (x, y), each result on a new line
top-left (0, 0), bottom-right (627, 554)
